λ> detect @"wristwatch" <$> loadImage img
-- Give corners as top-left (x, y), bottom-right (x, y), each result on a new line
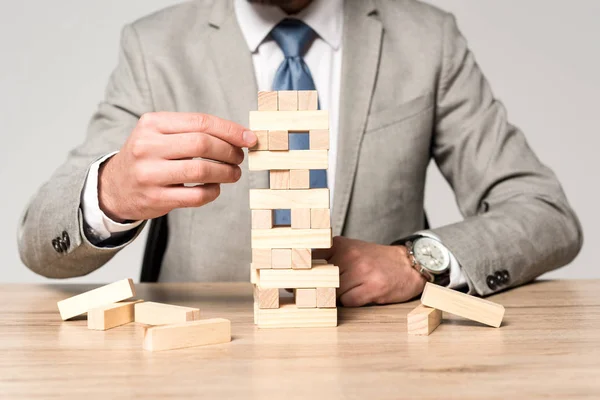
top-left (392, 235), bottom-right (451, 286)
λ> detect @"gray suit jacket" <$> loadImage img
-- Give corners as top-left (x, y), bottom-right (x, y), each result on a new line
top-left (18, 0), bottom-right (582, 296)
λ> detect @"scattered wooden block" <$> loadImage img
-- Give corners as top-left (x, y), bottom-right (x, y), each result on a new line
top-left (298, 90), bottom-right (318, 111)
top-left (249, 110), bottom-right (329, 131)
top-left (258, 265), bottom-right (339, 288)
top-left (309, 129), bottom-right (330, 150)
top-left (252, 248), bottom-right (272, 269)
top-left (252, 227), bottom-right (332, 249)
top-left (311, 208), bottom-right (331, 229)
top-left (258, 91), bottom-right (278, 111)
top-left (250, 130), bottom-right (269, 151)
top-left (248, 149), bottom-right (328, 171)
top-left (143, 318), bottom-right (231, 351)
top-left (407, 304), bottom-right (442, 336)
top-left (278, 91), bottom-right (298, 111)
top-left (289, 169), bottom-right (310, 189)
top-left (254, 286), bottom-right (279, 309)
top-left (269, 170), bottom-right (290, 190)
top-left (316, 287), bottom-right (336, 308)
top-left (268, 130), bottom-right (288, 151)
top-left (251, 209), bottom-right (273, 229)
top-left (291, 208), bottom-right (311, 229)
top-left (135, 302), bottom-right (201, 326)
top-left (292, 248), bottom-right (311, 269)
top-left (87, 300), bottom-right (143, 331)
top-left (421, 282), bottom-right (505, 328)
top-left (57, 278), bottom-right (135, 321)
top-left (295, 288), bottom-right (317, 308)
top-left (249, 188), bottom-right (329, 210)
top-left (272, 249), bottom-right (292, 269)
top-left (256, 299), bottom-right (337, 328)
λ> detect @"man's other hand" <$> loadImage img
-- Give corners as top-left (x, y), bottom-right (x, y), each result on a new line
top-left (98, 112), bottom-right (257, 222)
top-left (314, 237), bottom-right (427, 307)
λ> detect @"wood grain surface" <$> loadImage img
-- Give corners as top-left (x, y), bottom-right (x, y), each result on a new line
top-left (1, 280), bottom-right (599, 399)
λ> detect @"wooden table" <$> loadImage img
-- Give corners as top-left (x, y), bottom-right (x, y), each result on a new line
top-left (1, 280), bottom-right (599, 399)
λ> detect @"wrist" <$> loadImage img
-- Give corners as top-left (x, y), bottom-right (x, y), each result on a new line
top-left (98, 157), bottom-right (127, 223)
top-left (396, 245), bottom-right (428, 289)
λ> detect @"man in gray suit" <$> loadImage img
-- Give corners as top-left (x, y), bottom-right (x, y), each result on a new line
top-left (18, 0), bottom-right (582, 307)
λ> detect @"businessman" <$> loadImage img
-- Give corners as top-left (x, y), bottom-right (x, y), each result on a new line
top-left (18, 0), bottom-right (582, 307)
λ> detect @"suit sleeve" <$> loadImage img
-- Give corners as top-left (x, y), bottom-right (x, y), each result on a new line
top-left (17, 24), bottom-right (150, 278)
top-left (426, 14), bottom-right (583, 295)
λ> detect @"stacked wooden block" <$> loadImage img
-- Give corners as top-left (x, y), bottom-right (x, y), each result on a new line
top-left (57, 278), bottom-right (231, 351)
top-left (249, 90), bottom-right (338, 328)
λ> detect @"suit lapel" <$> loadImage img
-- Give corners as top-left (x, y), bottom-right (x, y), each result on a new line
top-left (332, 0), bottom-right (383, 236)
top-left (206, 1), bottom-right (268, 189)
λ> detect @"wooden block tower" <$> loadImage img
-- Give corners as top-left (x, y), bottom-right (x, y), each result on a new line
top-left (248, 90), bottom-right (338, 328)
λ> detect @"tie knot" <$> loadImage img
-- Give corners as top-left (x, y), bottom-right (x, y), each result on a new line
top-left (270, 19), bottom-right (316, 58)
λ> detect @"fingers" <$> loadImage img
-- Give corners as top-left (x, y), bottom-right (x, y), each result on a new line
top-left (159, 183), bottom-right (221, 209)
top-left (339, 285), bottom-right (373, 307)
top-left (338, 270), bottom-right (363, 296)
top-left (152, 159), bottom-right (242, 185)
top-left (140, 112), bottom-right (257, 148)
top-left (312, 247), bottom-right (333, 262)
top-left (161, 133), bottom-right (245, 165)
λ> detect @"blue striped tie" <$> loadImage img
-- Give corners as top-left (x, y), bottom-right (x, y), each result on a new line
top-left (270, 19), bottom-right (327, 225)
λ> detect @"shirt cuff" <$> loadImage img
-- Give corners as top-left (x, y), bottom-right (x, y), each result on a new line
top-left (416, 230), bottom-right (468, 290)
top-left (80, 152), bottom-right (144, 243)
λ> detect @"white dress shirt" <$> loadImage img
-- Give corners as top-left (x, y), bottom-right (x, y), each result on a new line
top-left (80, 0), bottom-right (466, 288)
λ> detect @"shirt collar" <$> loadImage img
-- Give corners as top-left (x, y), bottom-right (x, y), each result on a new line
top-left (234, 0), bottom-right (343, 53)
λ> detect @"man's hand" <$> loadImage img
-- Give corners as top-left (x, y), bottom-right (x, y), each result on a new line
top-left (98, 112), bottom-right (257, 222)
top-left (314, 237), bottom-right (427, 307)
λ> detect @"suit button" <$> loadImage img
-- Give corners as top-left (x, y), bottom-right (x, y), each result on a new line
top-left (62, 231), bottom-right (70, 248)
top-left (501, 270), bottom-right (510, 283)
top-left (486, 275), bottom-right (497, 290)
top-left (52, 238), bottom-right (63, 253)
top-left (495, 271), bottom-right (506, 285)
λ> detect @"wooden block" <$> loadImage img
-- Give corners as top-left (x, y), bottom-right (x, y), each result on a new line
top-left (249, 130), bottom-right (268, 151)
top-left (135, 302), bottom-right (201, 326)
top-left (268, 130), bottom-right (288, 151)
top-left (249, 110), bottom-right (329, 131)
top-left (270, 170), bottom-right (290, 190)
top-left (248, 150), bottom-right (328, 171)
top-left (289, 169), bottom-right (310, 189)
top-left (291, 208), bottom-right (311, 229)
top-left (250, 266), bottom-right (259, 284)
top-left (249, 188), bottom-right (329, 210)
top-left (298, 90), bottom-right (318, 111)
top-left (407, 304), bottom-right (442, 336)
top-left (57, 278), bottom-right (135, 320)
top-left (87, 300), bottom-right (143, 331)
top-left (272, 249), bottom-right (292, 269)
top-left (277, 90), bottom-right (298, 111)
top-left (256, 298), bottom-right (337, 328)
top-left (421, 282), bottom-right (505, 328)
top-left (312, 259), bottom-right (328, 266)
top-left (310, 208), bottom-right (331, 229)
top-left (292, 248), bottom-right (311, 269)
top-left (258, 265), bottom-right (339, 288)
top-left (143, 318), bottom-right (231, 352)
top-left (316, 287), bottom-right (336, 308)
top-left (258, 91), bottom-right (278, 111)
top-left (251, 209), bottom-right (273, 229)
top-left (254, 286), bottom-right (279, 309)
top-left (252, 248), bottom-right (272, 269)
top-left (309, 129), bottom-right (330, 150)
top-left (252, 227), bottom-right (332, 249)
top-left (295, 288), bottom-right (317, 308)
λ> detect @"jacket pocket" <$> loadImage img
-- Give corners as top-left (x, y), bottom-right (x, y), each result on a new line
top-left (365, 92), bottom-right (434, 133)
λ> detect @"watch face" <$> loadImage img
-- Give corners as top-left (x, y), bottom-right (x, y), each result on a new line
top-left (413, 237), bottom-right (450, 273)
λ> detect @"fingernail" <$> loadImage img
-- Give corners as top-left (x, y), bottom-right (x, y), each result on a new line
top-left (234, 167), bottom-right (242, 180)
top-left (243, 130), bottom-right (257, 147)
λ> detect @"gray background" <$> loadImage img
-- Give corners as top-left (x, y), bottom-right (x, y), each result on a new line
top-left (1, 1), bottom-right (598, 283)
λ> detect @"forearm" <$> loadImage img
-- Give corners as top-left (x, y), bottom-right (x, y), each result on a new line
top-left (428, 196), bottom-right (582, 295)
